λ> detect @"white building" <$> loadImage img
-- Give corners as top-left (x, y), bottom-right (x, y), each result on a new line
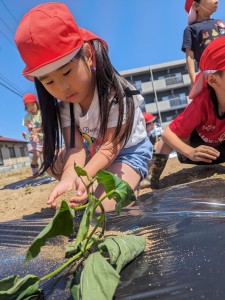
top-left (120, 59), bottom-right (195, 129)
top-left (0, 136), bottom-right (31, 173)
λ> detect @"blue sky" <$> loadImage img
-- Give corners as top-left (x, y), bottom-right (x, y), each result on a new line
top-left (1, 0), bottom-right (225, 140)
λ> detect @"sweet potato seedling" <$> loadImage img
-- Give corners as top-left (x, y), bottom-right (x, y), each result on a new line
top-left (0, 165), bottom-right (146, 300)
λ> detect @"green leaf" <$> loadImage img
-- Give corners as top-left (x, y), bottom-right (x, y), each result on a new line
top-left (80, 252), bottom-right (120, 300)
top-left (25, 200), bottom-right (74, 262)
top-left (74, 165), bottom-right (93, 183)
top-left (74, 165), bottom-right (88, 177)
top-left (96, 170), bottom-right (136, 214)
top-left (17, 281), bottom-right (42, 300)
top-left (0, 275), bottom-right (17, 292)
top-left (70, 269), bottom-right (82, 300)
top-left (74, 193), bottom-right (96, 250)
top-left (98, 237), bottom-right (120, 265)
top-left (98, 235), bottom-right (146, 273)
top-left (0, 274), bottom-right (40, 300)
top-left (65, 241), bottom-right (79, 258)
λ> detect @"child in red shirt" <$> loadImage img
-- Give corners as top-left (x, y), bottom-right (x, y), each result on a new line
top-left (147, 36), bottom-right (225, 189)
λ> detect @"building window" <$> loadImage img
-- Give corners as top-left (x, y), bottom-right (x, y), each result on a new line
top-left (8, 147), bottom-right (16, 158)
top-left (165, 73), bottom-right (183, 86)
top-left (0, 148), bottom-right (3, 165)
top-left (20, 147), bottom-right (25, 157)
top-left (132, 73), bottom-right (151, 83)
top-left (143, 94), bottom-right (155, 104)
top-left (162, 93), bottom-right (187, 107)
top-left (133, 80), bottom-right (142, 91)
top-left (165, 116), bottom-right (174, 122)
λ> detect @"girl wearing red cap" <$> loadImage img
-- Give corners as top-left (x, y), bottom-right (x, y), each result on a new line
top-left (22, 93), bottom-right (43, 176)
top-left (15, 2), bottom-right (152, 211)
top-left (143, 112), bottom-right (158, 150)
top-left (147, 36), bottom-right (225, 189)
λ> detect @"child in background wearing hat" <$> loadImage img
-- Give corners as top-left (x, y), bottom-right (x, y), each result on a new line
top-left (15, 2), bottom-right (152, 212)
top-left (139, 112), bottom-right (159, 188)
top-left (146, 36), bottom-right (225, 189)
top-left (22, 93), bottom-right (43, 176)
top-left (142, 112), bottom-right (159, 152)
top-left (182, 0), bottom-right (225, 86)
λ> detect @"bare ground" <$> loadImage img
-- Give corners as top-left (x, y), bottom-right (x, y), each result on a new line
top-left (1, 157), bottom-right (225, 222)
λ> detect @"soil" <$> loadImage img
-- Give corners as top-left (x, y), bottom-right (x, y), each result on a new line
top-left (1, 157), bottom-right (225, 222)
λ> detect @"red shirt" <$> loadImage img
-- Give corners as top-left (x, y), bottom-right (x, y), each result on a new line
top-left (169, 87), bottom-right (225, 146)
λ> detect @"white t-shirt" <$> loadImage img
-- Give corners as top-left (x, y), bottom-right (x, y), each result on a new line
top-left (59, 87), bottom-right (147, 155)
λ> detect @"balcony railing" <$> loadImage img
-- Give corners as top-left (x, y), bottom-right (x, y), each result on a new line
top-left (165, 75), bottom-right (183, 86)
top-left (169, 97), bottom-right (187, 107)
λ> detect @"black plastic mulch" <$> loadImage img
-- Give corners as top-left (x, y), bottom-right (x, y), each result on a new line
top-left (1, 178), bottom-right (225, 299)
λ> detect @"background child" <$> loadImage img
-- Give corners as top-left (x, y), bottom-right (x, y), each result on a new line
top-left (182, 0), bottom-right (225, 86)
top-left (15, 2), bottom-right (152, 211)
top-left (139, 112), bottom-right (159, 188)
top-left (143, 112), bottom-right (158, 152)
top-left (148, 36), bottom-right (225, 189)
top-left (22, 93), bottom-right (43, 176)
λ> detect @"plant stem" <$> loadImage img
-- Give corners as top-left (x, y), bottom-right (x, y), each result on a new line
top-left (94, 190), bottom-right (115, 211)
top-left (98, 202), bottom-right (106, 238)
top-left (83, 202), bottom-right (105, 252)
top-left (73, 204), bottom-right (88, 211)
top-left (40, 240), bottom-right (94, 281)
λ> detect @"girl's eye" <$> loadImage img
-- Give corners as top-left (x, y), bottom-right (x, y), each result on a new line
top-left (45, 81), bottom-right (54, 85)
top-left (63, 69), bottom-right (71, 76)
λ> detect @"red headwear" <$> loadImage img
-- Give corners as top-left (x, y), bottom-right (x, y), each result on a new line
top-left (185, 0), bottom-right (197, 25)
top-left (14, 2), bottom-right (108, 81)
top-left (143, 113), bottom-right (157, 124)
top-left (23, 93), bottom-right (37, 104)
top-left (189, 36), bottom-right (225, 99)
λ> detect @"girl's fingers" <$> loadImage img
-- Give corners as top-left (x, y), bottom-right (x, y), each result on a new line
top-left (47, 189), bottom-right (61, 205)
top-left (69, 193), bottom-right (87, 204)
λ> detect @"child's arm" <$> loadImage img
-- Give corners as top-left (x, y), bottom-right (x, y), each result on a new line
top-left (68, 124), bottom-right (126, 207)
top-left (154, 135), bottom-right (159, 151)
top-left (162, 127), bottom-right (220, 163)
top-left (47, 126), bottom-right (87, 207)
top-left (186, 49), bottom-right (196, 86)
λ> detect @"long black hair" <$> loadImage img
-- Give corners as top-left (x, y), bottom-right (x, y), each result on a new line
top-left (35, 39), bottom-right (135, 175)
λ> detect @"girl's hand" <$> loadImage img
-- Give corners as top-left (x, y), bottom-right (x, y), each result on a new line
top-left (69, 177), bottom-right (88, 208)
top-left (30, 128), bottom-right (39, 142)
top-left (188, 145), bottom-right (220, 163)
top-left (47, 180), bottom-right (75, 208)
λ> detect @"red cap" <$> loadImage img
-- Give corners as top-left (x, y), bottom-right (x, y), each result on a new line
top-left (185, 0), bottom-right (197, 25)
top-left (199, 36), bottom-right (225, 71)
top-left (189, 36), bottom-right (225, 99)
top-left (185, 0), bottom-right (193, 13)
top-left (14, 2), bottom-right (108, 80)
top-left (23, 93), bottom-right (37, 104)
top-left (143, 113), bottom-right (157, 124)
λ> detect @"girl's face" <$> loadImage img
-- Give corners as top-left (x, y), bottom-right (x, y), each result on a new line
top-left (26, 102), bottom-right (38, 114)
top-left (38, 44), bottom-right (95, 114)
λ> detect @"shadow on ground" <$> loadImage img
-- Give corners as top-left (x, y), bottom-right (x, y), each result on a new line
top-left (1, 175), bottom-right (56, 190)
top-left (159, 164), bottom-right (225, 189)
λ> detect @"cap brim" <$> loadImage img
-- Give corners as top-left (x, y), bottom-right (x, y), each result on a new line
top-left (188, 7), bottom-right (197, 25)
top-left (147, 116), bottom-right (157, 123)
top-left (23, 48), bottom-right (80, 78)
